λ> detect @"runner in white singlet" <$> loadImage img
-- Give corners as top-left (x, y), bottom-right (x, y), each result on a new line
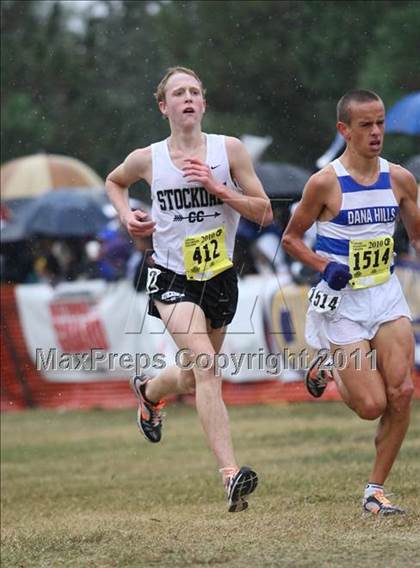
top-left (105, 67), bottom-right (272, 512)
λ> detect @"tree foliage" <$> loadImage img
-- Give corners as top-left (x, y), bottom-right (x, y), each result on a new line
top-left (2, 0), bottom-right (419, 179)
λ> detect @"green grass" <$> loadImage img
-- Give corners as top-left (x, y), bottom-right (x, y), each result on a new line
top-left (2, 401), bottom-right (420, 567)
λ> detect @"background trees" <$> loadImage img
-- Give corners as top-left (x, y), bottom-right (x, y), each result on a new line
top-left (2, 0), bottom-right (419, 179)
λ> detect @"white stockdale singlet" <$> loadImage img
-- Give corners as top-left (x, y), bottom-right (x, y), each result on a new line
top-left (315, 157), bottom-right (399, 289)
top-left (150, 134), bottom-right (241, 277)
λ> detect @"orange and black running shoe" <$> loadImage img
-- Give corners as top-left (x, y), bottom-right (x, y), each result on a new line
top-left (130, 375), bottom-right (165, 443)
top-left (304, 355), bottom-right (334, 398)
top-left (363, 491), bottom-right (405, 516)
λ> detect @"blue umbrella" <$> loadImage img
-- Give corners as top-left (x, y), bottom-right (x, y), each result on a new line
top-left (386, 92), bottom-right (420, 135)
top-left (1, 198), bottom-right (34, 242)
top-left (24, 189), bottom-right (109, 237)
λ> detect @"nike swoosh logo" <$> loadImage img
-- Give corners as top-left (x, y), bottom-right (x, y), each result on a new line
top-left (210, 164), bottom-right (221, 170)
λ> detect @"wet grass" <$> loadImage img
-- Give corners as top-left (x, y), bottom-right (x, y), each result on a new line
top-left (2, 401), bottom-right (420, 567)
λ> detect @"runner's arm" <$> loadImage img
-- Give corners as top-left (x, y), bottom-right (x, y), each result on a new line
top-left (225, 137), bottom-right (273, 226)
top-left (392, 166), bottom-right (420, 253)
top-left (105, 148), bottom-right (156, 237)
top-left (281, 173), bottom-right (332, 273)
top-left (182, 137), bottom-right (273, 226)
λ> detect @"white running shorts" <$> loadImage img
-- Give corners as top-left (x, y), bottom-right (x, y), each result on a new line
top-left (305, 273), bottom-right (412, 349)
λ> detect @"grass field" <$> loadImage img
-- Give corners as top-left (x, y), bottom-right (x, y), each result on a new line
top-left (2, 401), bottom-right (420, 568)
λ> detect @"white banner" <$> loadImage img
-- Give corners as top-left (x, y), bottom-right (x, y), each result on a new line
top-left (16, 280), bottom-right (171, 382)
top-left (16, 275), bottom-right (297, 383)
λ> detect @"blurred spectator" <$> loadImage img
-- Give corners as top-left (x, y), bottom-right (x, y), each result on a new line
top-left (55, 238), bottom-right (91, 281)
top-left (1, 241), bottom-right (36, 284)
top-left (235, 217), bottom-right (285, 276)
top-left (32, 238), bottom-right (86, 285)
top-left (33, 252), bottom-right (62, 286)
top-left (94, 228), bottom-right (132, 282)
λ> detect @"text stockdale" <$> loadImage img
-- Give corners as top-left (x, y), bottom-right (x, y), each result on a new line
top-left (156, 186), bottom-right (224, 211)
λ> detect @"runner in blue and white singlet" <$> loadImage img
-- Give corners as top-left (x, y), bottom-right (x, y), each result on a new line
top-left (282, 89), bottom-right (419, 516)
top-left (306, 156), bottom-right (411, 348)
top-left (316, 157), bottom-right (398, 289)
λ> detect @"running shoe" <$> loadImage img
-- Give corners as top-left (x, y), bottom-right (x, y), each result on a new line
top-left (225, 466), bottom-right (258, 513)
top-left (304, 355), bottom-right (334, 398)
top-left (363, 491), bottom-right (405, 516)
top-left (129, 375), bottom-right (165, 443)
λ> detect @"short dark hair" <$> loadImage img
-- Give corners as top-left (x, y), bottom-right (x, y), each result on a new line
top-left (337, 90), bottom-right (382, 124)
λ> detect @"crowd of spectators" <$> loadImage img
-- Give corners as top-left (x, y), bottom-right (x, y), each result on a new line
top-left (1, 161), bottom-right (418, 289)
top-left (1, 229), bottom-right (152, 288)
top-left (1, 203), bottom-right (416, 290)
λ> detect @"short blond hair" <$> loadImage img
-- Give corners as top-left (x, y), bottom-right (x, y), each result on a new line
top-left (154, 66), bottom-right (206, 103)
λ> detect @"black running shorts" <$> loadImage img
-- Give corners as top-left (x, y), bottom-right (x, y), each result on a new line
top-left (146, 265), bottom-right (238, 329)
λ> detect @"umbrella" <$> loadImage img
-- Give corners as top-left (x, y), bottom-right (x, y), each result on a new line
top-left (1, 154), bottom-right (104, 200)
top-left (1, 198), bottom-right (35, 242)
top-left (386, 92), bottom-right (420, 135)
top-left (23, 189), bottom-right (109, 237)
top-left (316, 133), bottom-right (345, 170)
top-left (241, 134), bottom-right (273, 161)
top-left (255, 162), bottom-right (311, 198)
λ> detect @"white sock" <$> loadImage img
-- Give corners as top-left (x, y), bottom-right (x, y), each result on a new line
top-left (364, 482), bottom-right (384, 499)
top-left (219, 467), bottom-right (238, 488)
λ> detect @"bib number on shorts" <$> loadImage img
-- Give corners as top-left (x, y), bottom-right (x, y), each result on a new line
top-left (349, 236), bottom-right (393, 289)
top-left (182, 226), bottom-right (233, 281)
top-left (146, 267), bottom-right (161, 294)
top-left (308, 287), bottom-right (341, 314)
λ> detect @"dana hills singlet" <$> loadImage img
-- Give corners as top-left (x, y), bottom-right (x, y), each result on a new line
top-left (315, 157), bottom-right (399, 289)
top-left (150, 134), bottom-right (241, 279)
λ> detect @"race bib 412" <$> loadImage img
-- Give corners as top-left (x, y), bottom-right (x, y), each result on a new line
top-left (182, 226), bottom-right (233, 281)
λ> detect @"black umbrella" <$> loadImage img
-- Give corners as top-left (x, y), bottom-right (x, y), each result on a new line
top-left (255, 162), bottom-right (311, 199)
top-left (24, 189), bottom-right (109, 237)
